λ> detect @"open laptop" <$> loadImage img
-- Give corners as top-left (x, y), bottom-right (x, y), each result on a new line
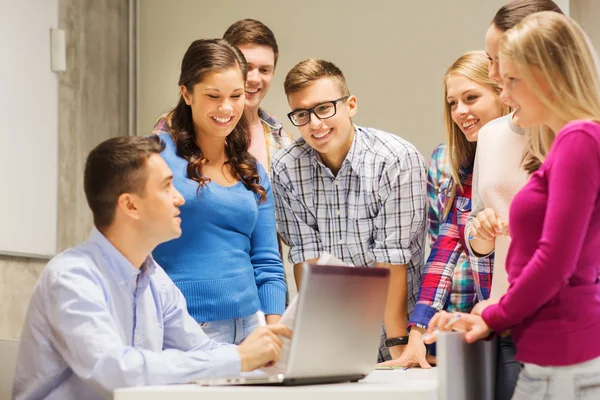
top-left (196, 263), bottom-right (389, 386)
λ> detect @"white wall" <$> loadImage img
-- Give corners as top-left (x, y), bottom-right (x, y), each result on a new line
top-left (555, 0), bottom-right (570, 15)
top-left (0, 0), bottom-right (59, 257)
top-left (138, 0), bottom-right (509, 158)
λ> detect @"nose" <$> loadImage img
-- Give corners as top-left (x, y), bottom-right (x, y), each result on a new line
top-left (489, 61), bottom-right (501, 83)
top-left (219, 100), bottom-right (233, 112)
top-left (247, 68), bottom-right (260, 83)
top-left (174, 188), bottom-right (185, 207)
top-left (499, 87), bottom-right (511, 106)
top-left (456, 101), bottom-right (469, 116)
top-left (308, 110), bottom-right (324, 129)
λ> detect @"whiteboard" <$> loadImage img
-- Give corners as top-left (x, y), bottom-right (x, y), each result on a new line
top-left (0, 0), bottom-right (59, 258)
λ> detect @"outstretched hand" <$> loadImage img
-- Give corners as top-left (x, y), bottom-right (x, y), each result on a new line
top-left (424, 311), bottom-right (492, 344)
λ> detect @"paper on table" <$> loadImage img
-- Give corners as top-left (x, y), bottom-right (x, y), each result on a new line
top-left (316, 252), bottom-right (351, 266)
top-left (259, 253), bottom-right (352, 374)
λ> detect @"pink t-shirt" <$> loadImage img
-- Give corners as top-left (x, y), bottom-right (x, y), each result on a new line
top-left (483, 120), bottom-right (600, 366)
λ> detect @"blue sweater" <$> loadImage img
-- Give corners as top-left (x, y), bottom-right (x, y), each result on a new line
top-left (153, 133), bottom-right (286, 322)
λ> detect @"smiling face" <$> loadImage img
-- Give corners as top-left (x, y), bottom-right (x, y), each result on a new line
top-left (446, 74), bottom-right (503, 142)
top-left (180, 67), bottom-right (246, 140)
top-left (499, 57), bottom-right (552, 129)
top-left (287, 77), bottom-right (357, 166)
top-left (237, 44), bottom-right (275, 112)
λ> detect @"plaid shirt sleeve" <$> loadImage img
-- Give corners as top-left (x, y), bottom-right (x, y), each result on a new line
top-left (447, 254), bottom-right (477, 313)
top-left (409, 194), bottom-right (465, 327)
top-left (271, 160), bottom-right (323, 264)
top-left (409, 182), bottom-right (490, 328)
top-left (427, 144), bottom-right (447, 245)
top-left (372, 148), bottom-right (427, 265)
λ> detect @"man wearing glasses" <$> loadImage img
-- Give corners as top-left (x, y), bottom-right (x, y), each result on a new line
top-left (271, 58), bottom-right (427, 362)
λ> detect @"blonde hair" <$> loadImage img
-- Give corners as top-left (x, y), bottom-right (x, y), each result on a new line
top-left (442, 51), bottom-right (509, 218)
top-left (500, 11), bottom-right (600, 171)
top-left (284, 58), bottom-right (350, 96)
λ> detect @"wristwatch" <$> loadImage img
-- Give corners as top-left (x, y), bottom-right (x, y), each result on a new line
top-left (384, 336), bottom-right (409, 347)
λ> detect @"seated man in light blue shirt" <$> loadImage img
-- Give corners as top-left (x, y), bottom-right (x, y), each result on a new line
top-left (13, 136), bottom-right (291, 400)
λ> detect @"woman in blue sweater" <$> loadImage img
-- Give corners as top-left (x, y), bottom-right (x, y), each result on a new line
top-left (153, 39), bottom-right (286, 344)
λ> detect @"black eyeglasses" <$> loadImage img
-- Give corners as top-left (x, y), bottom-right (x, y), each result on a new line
top-left (287, 96), bottom-right (350, 127)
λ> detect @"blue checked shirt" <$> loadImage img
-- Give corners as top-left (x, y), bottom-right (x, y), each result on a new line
top-left (271, 125), bottom-right (427, 312)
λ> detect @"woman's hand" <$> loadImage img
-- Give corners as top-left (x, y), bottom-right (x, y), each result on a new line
top-left (424, 311), bottom-right (492, 344)
top-left (471, 298), bottom-right (497, 316)
top-left (470, 208), bottom-right (508, 241)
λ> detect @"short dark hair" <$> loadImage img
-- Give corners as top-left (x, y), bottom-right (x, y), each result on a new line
top-left (223, 19), bottom-right (279, 67)
top-left (492, 0), bottom-right (563, 31)
top-left (84, 135), bottom-right (165, 229)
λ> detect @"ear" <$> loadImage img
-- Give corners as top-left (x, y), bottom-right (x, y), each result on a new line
top-left (346, 95), bottom-right (358, 118)
top-left (116, 192), bottom-right (141, 222)
top-left (180, 85), bottom-right (193, 106)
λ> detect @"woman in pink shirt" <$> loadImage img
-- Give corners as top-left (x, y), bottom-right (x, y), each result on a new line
top-left (428, 12), bottom-right (600, 400)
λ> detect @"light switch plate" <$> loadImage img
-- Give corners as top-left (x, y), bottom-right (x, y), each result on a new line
top-left (50, 28), bottom-right (66, 72)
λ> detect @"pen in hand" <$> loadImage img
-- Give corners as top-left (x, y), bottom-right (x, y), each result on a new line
top-left (255, 309), bottom-right (276, 367)
top-left (255, 309), bottom-right (267, 327)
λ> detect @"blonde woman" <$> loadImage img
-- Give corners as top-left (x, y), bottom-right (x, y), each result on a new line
top-left (466, 2), bottom-right (564, 399)
top-left (380, 51), bottom-right (507, 368)
top-left (428, 12), bottom-right (600, 399)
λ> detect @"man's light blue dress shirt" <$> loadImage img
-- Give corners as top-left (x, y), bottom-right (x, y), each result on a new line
top-left (13, 228), bottom-right (241, 400)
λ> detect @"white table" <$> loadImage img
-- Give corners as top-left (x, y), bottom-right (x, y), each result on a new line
top-left (113, 369), bottom-right (439, 400)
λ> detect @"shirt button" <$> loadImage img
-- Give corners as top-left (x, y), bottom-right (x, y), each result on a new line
top-left (336, 209), bottom-right (341, 216)
top-left (338, 239), bottom-right (344, 245)
top-left (334, 180), bottom-right (339, 185)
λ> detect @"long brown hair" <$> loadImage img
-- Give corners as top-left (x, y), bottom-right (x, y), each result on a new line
top-left (491, 0), bottom-right (564, 173)
top-left (170, 38), bottom-right (266, 202)
top-left (442, 51), bottom-right (509, 218)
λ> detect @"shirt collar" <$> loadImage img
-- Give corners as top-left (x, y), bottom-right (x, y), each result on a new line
top-left (258, 108), bottom-right (283, 133)
top-left (347, 125), bottom-right (367, 174)
top-left (507, 112), bottom-right (525, 135)
top-left (310, 125), bottom-right (365, 175)
top-left (88, 227), bottom-right (156, 282)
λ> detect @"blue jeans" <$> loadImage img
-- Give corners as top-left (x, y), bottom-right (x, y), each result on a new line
top-left (497, 335), bottom-right (521, 400)
top-left (199, 314), bottom-right (259, 345)
top-left (512, 355), bottom-right (600, 400)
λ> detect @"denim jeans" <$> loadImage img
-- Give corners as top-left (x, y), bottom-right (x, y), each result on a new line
top-left (199, 313), bottom-right (259, 345)
top-left (512, 355), bottom-right (600, 400)
top-left (497, 335), bottom-right (521, 400)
